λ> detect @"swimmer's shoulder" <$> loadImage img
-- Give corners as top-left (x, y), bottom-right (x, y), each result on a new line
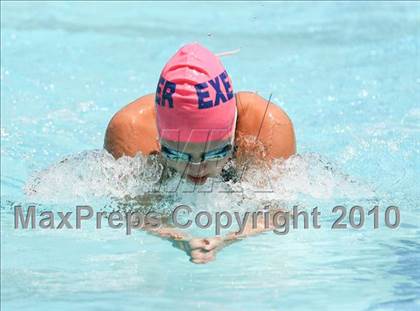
top-left (104, 94), bottom-right (159, 158)
top-left (234, 91), bottom-right (296, 160)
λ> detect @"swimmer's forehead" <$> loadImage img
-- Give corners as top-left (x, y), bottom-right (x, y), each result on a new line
top-left (160, 137), bottom-right (232, 152)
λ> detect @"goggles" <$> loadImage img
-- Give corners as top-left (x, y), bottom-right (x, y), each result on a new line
top-left (161, 142), bottom-right (233, 164)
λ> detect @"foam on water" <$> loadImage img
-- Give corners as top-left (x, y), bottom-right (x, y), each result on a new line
top-left (23, 150), bottom-right (376, 212)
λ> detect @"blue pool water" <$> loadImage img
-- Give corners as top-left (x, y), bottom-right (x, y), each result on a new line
top-left (1, 2), bottom-right (419, 310)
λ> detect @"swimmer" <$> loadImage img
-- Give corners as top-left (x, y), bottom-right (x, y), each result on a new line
top-left (104, 43), bottom-right (296, 263)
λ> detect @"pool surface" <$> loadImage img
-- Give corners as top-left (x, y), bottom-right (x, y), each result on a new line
top-left (1, 2), bottom-right (419, 310)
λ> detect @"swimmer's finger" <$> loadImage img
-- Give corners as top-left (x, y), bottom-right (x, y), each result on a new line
top-left (202, 237), bottom-right (224, 251)
top-left (190, 250), bottom-right (216, 264)
top-left (172, 238), bottom-right (206, 253)
top-left (190, 249), bottom-right (217, 263)
top-left (191, 258), bottom-right (215, 264)
top-left (188, 238), bottom-right (208, 250)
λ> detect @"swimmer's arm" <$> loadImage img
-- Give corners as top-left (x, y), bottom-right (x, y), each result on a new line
top-left (171, 208), bottom-right (286, 264)
top-left (143, 222), bottom-right (192, 243)
top-left (118, 186), bottom-right (219, 263)
top-left (127, 198), bottom-right (284, 263)
top-left (220, 207), bottom-right (286, 247)
top-left (115, 191), bottom-right (190, 242)
top-left (118, 194), bottom-right (219, 264)
top-left (143, 224), bottom-right (219, 264)
top-left (145, 216), bottom-right (277, 264)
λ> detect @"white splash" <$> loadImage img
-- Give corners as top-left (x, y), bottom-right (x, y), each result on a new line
top-left (24, 150), bottom-right (375, 212)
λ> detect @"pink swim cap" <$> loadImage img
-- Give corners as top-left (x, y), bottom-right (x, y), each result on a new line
top-left (155, 43), bottom-right (237, 143)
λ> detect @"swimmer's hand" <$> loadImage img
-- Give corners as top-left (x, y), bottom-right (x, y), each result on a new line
top-left (144, 226), bottom-right (221, 263)
top-left (145, 206), bottom-right (285, 264)
top-left (172, 237), bottom-right (226, 264)
top-left (177, 228), bottom-right (268, 264)
top-left (141, 223), bottom-right (226, 264)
